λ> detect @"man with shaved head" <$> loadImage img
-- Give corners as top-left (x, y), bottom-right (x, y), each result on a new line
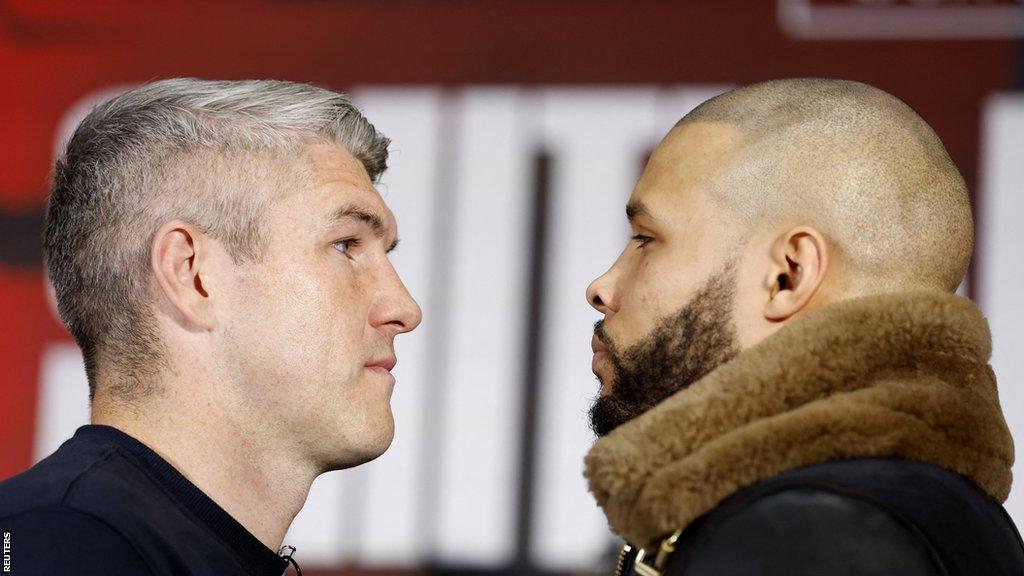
top-left (584, 79), bottom-right (1024, 575)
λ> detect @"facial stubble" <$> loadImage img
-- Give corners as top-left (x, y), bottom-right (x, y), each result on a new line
top-left (589, 261), bottom-right (741, 437)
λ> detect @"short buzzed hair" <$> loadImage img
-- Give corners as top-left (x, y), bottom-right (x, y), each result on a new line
top-left (44, 78), bottom-right (389, 398)
top-left (679, 78), bottom-right (972, 294)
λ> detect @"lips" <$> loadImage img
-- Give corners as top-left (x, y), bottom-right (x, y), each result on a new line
top-left (365, 357), bottom-right (397, 372)
top-left (591, 334), bottom-right (608, 373)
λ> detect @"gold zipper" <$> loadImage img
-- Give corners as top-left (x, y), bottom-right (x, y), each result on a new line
top-left (614, 528), bottom-right (684, 576)
top-left (614, 544), bottom-right (633, 576)
top-left (654, 528), bottom-right (683, 569)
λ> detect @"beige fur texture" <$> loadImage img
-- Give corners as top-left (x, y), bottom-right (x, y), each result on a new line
top-left (584, 290), bottom-right (1015, 550)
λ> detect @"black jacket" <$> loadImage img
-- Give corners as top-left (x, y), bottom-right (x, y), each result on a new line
top-left (625, 458), bottom-right (1024, 576)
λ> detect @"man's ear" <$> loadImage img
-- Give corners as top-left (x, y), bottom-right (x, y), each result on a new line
top-left (763, 226), bottom-right (829, 322)
top-left (151, 220), bottom-right (216, 331)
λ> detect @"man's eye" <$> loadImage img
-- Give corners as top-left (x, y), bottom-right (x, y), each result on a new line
top-left (333, 238), bottom-right (361, 254)
top-left (631, 234), bottom-right (653, 248)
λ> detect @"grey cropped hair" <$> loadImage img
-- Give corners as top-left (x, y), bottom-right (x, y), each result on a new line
top-left (44, 78), bottom-right (390, 398)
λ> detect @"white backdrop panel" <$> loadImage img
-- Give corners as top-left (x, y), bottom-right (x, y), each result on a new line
top-left (979, 93), bottom-right (1024, 531)
top-left (434, 88), bottom-right (534, 565)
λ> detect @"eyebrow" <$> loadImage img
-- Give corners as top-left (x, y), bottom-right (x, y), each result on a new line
top-left (626, 200), bottom-right (652, 223)
top-left (327, 204), bottom-right (400, 253)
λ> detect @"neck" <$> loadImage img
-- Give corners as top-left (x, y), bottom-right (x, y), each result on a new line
top-left (90, 384), bottom-right (317, 551)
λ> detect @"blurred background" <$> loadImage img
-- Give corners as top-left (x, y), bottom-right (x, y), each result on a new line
top-left (2, 1), bottom-right (1023, 574)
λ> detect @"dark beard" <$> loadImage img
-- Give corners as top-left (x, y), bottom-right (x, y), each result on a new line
top-left (589, 261), bottom-right (741, 437)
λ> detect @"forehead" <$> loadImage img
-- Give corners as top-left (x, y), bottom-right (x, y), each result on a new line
top-left (273, 143), bottom-right (396, 231)
top-left (630, 122), bottom-right (743, 214)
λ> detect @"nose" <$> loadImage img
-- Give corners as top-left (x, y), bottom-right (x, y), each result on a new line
top-left (586, 265), bottom-right (620, 316)
top-left (372, 260), bottom-right (423, 337)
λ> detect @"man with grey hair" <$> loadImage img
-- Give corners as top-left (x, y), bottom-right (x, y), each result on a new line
top-left (0, 78), bottom-right (421, 575)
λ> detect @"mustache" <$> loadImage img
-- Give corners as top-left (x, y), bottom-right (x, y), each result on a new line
top-left (593, 320), bottom-right (612, 349)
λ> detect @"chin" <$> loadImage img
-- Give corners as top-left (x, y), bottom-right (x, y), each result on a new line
top-left (361, 423), bottom-right (396, 462)
top-left (325, 417), bottom-right (395, 471)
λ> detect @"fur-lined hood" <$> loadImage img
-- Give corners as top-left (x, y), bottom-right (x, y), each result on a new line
top-left (584, 290), bottom-right (1015, 550)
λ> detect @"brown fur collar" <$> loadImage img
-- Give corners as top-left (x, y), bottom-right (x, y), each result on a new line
top-left (584, 290), bottom-right (1015, 550)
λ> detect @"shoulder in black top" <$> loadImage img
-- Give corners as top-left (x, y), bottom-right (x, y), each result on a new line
top-left (0, 425), bottom-right (290, 576)
top-left (664, 458), bottom-right (1024, 576)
